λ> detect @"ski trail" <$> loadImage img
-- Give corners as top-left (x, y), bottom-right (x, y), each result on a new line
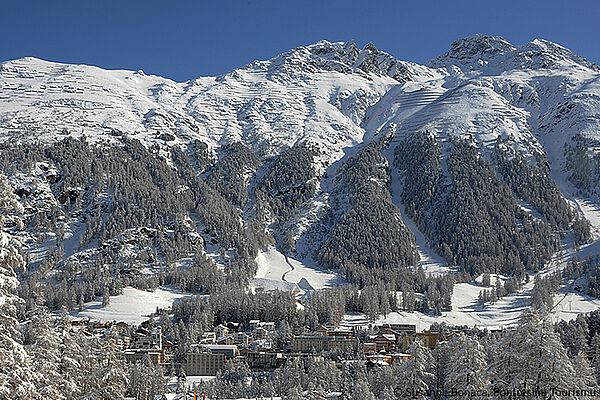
top-left (282, 254), bottom-right (295, 282)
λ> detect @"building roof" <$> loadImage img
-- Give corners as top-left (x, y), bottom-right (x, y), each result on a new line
top-left (202, 344), bottom-right (238, 350)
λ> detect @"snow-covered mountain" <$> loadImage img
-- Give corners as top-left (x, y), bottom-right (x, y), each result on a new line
top-left (3, 35), bottom-right (600, 325)
top-left (0, 41), bottom-right (434, 164)
top-left (2, 36), bottom-right (599, 189)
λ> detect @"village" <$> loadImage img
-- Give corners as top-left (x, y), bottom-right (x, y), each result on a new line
top-left (69, 315), bottom-right (447, 380)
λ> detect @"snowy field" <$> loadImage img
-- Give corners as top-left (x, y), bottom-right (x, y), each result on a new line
top-left (341, 267), bottom-right (600, 332)
top-left (75, 286), bottom-right (191, 324)
top-left (252, 247), bottom-right (345, 292)
top-left (340, 277), bottom-right (529, 332)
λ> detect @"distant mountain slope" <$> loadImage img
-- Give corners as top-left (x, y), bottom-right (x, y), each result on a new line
top-left (3, 36), bottom-right (600, 320)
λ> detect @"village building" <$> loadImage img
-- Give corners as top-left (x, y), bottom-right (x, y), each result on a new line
top-left (201, 332), bottom-right (216, 344)
top-left (401, 330), bottom-right (442, 351)
top-left (214, 324), bottom-right (229, 338)
top-left (291, 333), bottom-right (356, 353)
top-left (234, 332), bottom-right (250, 347)
top-left (124, 348), bottom-right (163, 365)
top-left (246, 351), bottom-right (285, 370)
top-left (185, 348), bottom-right (225, 376)
top-left (253, 326), bottom-right (269, 339)
top-left (216, 336), bottom-right (234, 345)
top-left (200, 344), bottom-right (239, 359)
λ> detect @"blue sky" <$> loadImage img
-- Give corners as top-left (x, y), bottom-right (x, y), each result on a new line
top-left (1, 1), bottom-right (598, 81)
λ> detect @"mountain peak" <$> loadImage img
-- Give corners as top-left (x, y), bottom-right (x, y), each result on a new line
top-left (364, 42), bottom-right (379, 53)
top-left (237, 39), bottom-right (418, 83)
top-left (510, 38), bottom-right (599, 71)
top-left (427, 34), bottom-right (515, 68)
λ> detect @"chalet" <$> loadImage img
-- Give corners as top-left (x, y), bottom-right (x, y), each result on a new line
top-left (131, 326), bottom-right (162, 350)
top-left (162, 340), bottom-right (173, 359)
top-left (162, 340), bottom-right (173, 352)
top-left (216, 336), bottom-right (234, 345)
top-left (214, 324), bottom-right (229, 338)
top-left (363, 342), bottom-right (377, 354)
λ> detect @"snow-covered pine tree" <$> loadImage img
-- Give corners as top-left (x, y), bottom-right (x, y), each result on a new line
top-left (351, 378), bottom-right (375, 400)
top-left (26, 305), bottom-right (74, 399)
top-left (573, 351), bottom-right (598, 395)
top-left (589, 332), bottom-right (600, 384)
top-left (0, 173), bottom-right (36, 398)
top-left (488, 308), bottom-right (594, 399)
top-left (57, 313), bottom-right (85, 400)
top-left (395, 340), bottom-right (435, 400)
top-left (80, 328), bottom-right (128, 399)
top-left (445, 333), bottom-right (490, 399)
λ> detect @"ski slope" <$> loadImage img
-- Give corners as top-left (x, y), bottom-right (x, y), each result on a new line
top-left (75, 286), bottom-right (191, 324)
top-left (252, 247), bottom-right (344, 292)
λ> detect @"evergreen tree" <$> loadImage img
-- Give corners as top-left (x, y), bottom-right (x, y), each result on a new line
top-left (352, 378), bottom-right (375, 400)
top-left (0, 174), bottom-right (37, 398)
top-left (445, 334), bottom-right (490, 399)
top-left (26, 305), bottom-right (72, 400)
top-left (573, 351), bottom-right (598, 396)
top-left (395, 341), bottom-right (434, 400)
top-left (488, 309), bottom-right (586, 399)
top-left (589, 332), bottom-right (600, 384)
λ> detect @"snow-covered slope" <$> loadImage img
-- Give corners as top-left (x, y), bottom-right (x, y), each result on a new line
top-left (2, 36), bottom-right (598, 174)
top-left (0, 41), bottom-right (437, 165)
top-left (5, 35), bottom-right (600, 328)
top-left (252, 247), bottom-right (344, 293)
top-left (75, 286), bottom-right (190, 324)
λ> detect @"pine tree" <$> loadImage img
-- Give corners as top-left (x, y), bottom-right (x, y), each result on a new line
top-left (589, 332), bottom-right (600, 384)
top-left (477, 291), bottom-right (485, 307)
top-left (573, 351), bottom-right (598, 397)
top-left (488, 309), bottom-right (581, 399)
top-left (102, 287), bottom-right (110, 307)
top-left (352, 378), bottom-right (375, 400)
top-left (445, 334), bottom-right (490, 399)
top-left (482, 273), bottom-right (491, 287)
top-left (395, 341), bottom-right (434, 400)
top-left (27, 305), bottom-right (73, 400)
top-left (0, 173), bottom-right (37, 398)
top-left (80, 329), bottom-right (128, 399)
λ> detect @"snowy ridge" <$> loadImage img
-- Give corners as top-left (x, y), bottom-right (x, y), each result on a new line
top-left (0, 41), bottom-right (428, 165)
